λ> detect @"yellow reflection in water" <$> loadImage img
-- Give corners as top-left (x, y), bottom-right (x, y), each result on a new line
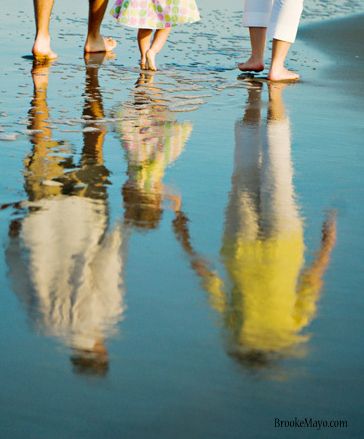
top-left (176, 82), bottom-right (336, 369)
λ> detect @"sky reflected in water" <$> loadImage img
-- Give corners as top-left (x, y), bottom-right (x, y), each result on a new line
top-left (0, 1), bottom-right (363, 438)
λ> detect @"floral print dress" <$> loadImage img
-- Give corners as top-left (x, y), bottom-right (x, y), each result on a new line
top-left (111, 0), bottom-right (200, 29)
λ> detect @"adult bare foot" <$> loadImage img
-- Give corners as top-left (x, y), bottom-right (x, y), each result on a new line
top-left (238, 56), bottom-right (264, 72)
top-left (84, 35), bottom-right (117, 53)
top-left (146, 50), bottom-right (157, 71)
top-left (32, 36), bottom-right (58, 60)
top-left (268, 67), bottom-right (300, 82)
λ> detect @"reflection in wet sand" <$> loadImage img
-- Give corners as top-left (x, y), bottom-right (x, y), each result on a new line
top-left (6, 56), bottom-right (125, 376)
top-left (116, 73), bottom-right (193, 229)
top-left (176, 83), bottom-right (336, 372)
top-left (5, 66), bottom-right (194, 375)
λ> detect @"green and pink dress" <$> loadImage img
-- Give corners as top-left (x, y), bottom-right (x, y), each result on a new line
top-left (111, 0), bottom-right (200, 29)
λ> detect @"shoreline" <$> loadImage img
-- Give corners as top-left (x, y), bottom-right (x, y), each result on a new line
top-left (298, 13), bottom-right (364, 97)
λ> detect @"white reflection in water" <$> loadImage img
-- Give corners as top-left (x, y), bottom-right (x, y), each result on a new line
top-left (6, 62), bottom-right (195, 376)
top-left (7, 56), bottom-right (125, 376)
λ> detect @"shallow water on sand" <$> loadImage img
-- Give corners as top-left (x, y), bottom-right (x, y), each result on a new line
top-left (1, 1), bottom-right (364, 439)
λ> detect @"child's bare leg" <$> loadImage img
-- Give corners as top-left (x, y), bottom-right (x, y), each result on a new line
top-left (238, 27), bottom-right (266, 72)
top-left (146, 28), bottom-right (171, 71)
top-left (32, 0), bottom-right (58, 59)
top-left (85, 0), bottom-right (117, 53)
top-left (138, 29), bottom-right (153, 69)
top-left (268, 39), bottom-right (299, 81)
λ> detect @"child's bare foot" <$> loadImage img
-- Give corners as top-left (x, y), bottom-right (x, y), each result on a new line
top-left (84, 35), bottom-right (117, 53)
top-left (146, 50), bottom-right (157, 71)
top-left (238, 56), bottom-right (264, 72)
top-left (32, 36), bottom-right (58, 60)
top-left (140, 58), bottom-right (147, 70)
top-left (268, 67), bottom-right (300, 82)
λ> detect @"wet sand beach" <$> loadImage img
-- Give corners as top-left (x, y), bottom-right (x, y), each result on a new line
top-left (299, 13), bottom-right (364, 96)
top-left (0, 2), bottom-right (363, 439)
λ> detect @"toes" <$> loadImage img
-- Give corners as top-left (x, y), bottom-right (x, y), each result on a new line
top-left (104, 37), bottom-right (117, 51)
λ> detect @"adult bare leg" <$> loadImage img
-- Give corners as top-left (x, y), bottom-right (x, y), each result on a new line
top-left (85, 0), bottom-right (117, 53)
top-left (32, 0), bottom-right (58, 59)
top-left (238, 27), bottom-right (266, 72)
top-left (268, 39), bottom-right (299, 81)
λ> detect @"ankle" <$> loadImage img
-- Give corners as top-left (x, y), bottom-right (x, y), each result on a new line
top-left (250, 53), bottom-right (264, 63)
top-left (270, 62), bottom-right (284, 72)
top-left (87, 31), bottom-right (101, 41)
top-left (34, 33), bottom-right (50, 43)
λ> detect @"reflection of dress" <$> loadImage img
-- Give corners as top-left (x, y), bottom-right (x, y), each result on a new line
top-left (117, 104), bottom-right (192, 195)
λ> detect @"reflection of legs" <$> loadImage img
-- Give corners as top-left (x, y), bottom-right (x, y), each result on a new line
top-left (146, 29), bottom-right (171, 71)
top-left (30, 62), bottom-right (52, 141)
top-left (85, 0), bottom-right (117, 53)
top-left (225, 85), bottom-right (263, 241)
top-left (138, 29), bottom-right (153, 69)
top-left (260, 83), bottom-right (300, 234)
top-left (28, 61), bottom-right (65, 199)
top-left (32, 0), bottom-right (58, 59)
top-left (82, 54), bottom-right (108, 167)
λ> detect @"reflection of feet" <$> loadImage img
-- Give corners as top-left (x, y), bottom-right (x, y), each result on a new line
top-left (268, 67), bottom-right (300, 82)
top-left (135, 72), bottom-right (155, 86)
top-left (84, 51), bottom-right (116, 66)
top-left (267, 81), bottom-right (288, 102)
top-left (32, 36), bottom-right (58, 60)
top-left (238, 56), bottom-right (264, 72)
top-left (268, 81), bottom-right (289, 93)
top-left (84, 35), bottom-right (117, 53)
top-left (146, 50), bottom-right (157, 71)
top-left (31, 59), bottom-right (54, 90)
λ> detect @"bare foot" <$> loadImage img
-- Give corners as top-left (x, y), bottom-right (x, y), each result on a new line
top-left (146, 50), bottom-right (157, 71)
top-left (238, 56), bottom-right (264, 72)
top-left (268, 67), bottom-right (300, 82)
top-left (140, 58), bottom-right (147, 70)
top-left (32, 36), bottom-right (58, 60)
top-left (84, 35), bottom-right (117, 53)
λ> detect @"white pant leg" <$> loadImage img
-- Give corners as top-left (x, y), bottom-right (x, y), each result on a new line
top-left (244, 0), bottom-right (303, 43)
top-left (243, 0), bottom-right (274, 27)
top-left (268, 0), bottom-right (304, 43)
